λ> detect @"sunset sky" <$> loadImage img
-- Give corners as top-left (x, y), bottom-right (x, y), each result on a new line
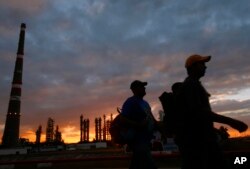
top-left (0, 0), bottom-right (250, 143)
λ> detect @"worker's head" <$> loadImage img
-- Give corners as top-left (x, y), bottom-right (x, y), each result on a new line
top-left (130, 80), bottom-right (147, 97)
top-left (185, 54), bottom-right (211, 78)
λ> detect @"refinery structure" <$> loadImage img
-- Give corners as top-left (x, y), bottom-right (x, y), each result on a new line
top-left (94, 114), bottom-right (113, 142)
top-left (33, 115), bottom-right (113, 145)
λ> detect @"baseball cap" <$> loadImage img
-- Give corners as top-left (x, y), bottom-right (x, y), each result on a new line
top-left (185, 54), bottom-right (211, 68)
top-left (130, 80), bottom-right (147, 89)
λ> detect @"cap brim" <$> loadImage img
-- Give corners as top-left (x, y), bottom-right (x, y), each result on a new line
top-left (142, 82), bottom-right (147, 86)
top-left (201, 56), bottom-right (211, 62)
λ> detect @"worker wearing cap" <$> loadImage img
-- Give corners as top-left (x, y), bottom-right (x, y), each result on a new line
top-left (121, 80), bottom-right (157, 169)
top-left (174, 54), bottom-right (248, 169)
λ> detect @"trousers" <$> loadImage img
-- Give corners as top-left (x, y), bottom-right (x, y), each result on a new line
top-left (129, 142), bottom-right (158, 169)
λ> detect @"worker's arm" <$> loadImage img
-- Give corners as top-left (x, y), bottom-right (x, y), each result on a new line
top-left (211, 112), bottom-right (248, 132)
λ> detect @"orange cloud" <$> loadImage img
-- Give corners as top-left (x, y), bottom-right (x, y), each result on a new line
top-left (228, 129), bottom-right (250, 138)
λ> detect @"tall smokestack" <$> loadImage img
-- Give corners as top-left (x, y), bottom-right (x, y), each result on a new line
top-left (2, 23), bottom-right (26, 147)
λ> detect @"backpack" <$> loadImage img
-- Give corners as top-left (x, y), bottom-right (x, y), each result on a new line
top-left (159, 92), bottom-right (175, 136)
top-left (159, 82), bottom-right (183, 137)
top-left (109, 108), bottom-right (136, 145)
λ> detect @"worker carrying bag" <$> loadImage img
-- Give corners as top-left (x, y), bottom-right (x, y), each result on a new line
top-left (109, 108), bottom-right (135, 145)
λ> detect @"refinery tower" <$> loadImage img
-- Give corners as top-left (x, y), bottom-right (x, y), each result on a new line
top-left (2, 23), bottom-right (26, 147)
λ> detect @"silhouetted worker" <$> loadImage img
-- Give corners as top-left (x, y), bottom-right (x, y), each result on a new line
top-left (175, 54), bottom-right (248, 169)
top-left (121, 80), bottom-right (157, 169)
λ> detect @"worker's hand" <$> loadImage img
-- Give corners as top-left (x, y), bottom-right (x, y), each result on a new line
top-left (230, 120), bottom-right (248, 133)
